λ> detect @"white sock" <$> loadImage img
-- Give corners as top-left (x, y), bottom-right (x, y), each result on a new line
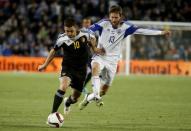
top-left (87, 93), bottom-right (95, 102)
top-left (92, 76), bottom-right (101, 98)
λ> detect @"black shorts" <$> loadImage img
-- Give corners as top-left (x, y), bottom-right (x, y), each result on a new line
top-left (60, 65), bottom-right (87, 92)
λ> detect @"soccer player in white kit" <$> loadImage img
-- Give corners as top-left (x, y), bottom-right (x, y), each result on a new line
top-left (79, 5), bottom-right (171, 109)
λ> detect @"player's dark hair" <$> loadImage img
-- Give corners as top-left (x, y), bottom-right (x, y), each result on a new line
top-left (64, 18), bottom-right (77, 27)
top-left (109, 5), bottom-right (122, 16)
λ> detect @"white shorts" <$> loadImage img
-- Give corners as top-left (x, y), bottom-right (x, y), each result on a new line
top-left (91, 55), bottom-right (117, 86)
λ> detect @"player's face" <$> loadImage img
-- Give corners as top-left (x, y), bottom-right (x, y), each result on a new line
top-left (109, 13), bottom-right (121, 28)
top-left (82, 19), bottom-right (91, 28)
top-left (64, 26), bottom-right (77, 38)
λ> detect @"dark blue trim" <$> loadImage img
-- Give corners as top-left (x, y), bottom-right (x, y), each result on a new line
top-left (124, 25), bottom-right (139, 38)
top-left (89, 24), bottom-right (103, 36)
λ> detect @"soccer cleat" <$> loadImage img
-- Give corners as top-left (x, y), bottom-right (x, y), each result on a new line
top-left (95, 97), bottom-right (104, 107)
top-left (63, 97), bottom-right (70, 115)
top-left (79, 93), bottom-right (89, 110)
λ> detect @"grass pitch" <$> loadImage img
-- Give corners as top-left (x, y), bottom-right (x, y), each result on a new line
top-left (0, 72), bottom-right (191, 131)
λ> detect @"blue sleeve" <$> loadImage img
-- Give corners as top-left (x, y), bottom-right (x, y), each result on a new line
top-left (89, 19), bottom-right (108, 36)
top-left (89, 24), bottom-right (103, 36)
top-left (124, 25), bottom-right (139, 38)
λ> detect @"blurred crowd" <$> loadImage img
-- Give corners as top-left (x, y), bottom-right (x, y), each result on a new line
top-left (130, 33), bottom-right (191, 61)
top-left (0, 0), bottom-right (191, 60)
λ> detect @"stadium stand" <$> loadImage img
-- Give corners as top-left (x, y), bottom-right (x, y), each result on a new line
top-left (0, 0), bottom-right (191, 60)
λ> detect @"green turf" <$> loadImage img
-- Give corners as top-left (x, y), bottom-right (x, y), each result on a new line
top-left (0, 72), bottom-right (191, 131)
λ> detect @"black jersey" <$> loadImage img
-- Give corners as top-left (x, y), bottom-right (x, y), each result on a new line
top-left (54, 31), bottom-right (93, 69)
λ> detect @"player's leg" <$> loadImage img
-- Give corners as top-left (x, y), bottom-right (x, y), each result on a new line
top-left (64, 89), bottom-right (81, 114)
top-left (79, 58), bottom-right (104, 110)
top-left (84, 61), bottom-right (101, 102)
top-left (64, 69), bottom-right (86, 114)
top-left (94, 62), bottom-right (117, 106)
top-left (64, 88), bottom-right (81, 114)
top-left (79, 68), bottom-right (105, 109)
top-left (51, 76), bottom-right (71, 113)
top-left (100, 84), bottom-right (109, 96)
top-left (82, 65), bottom-right (92, 94)
top-left (91, 84), bottom-right (109, 107)
top-left (79, 56), bottom-right (107, 110)
top-left (92, 61), bottom-right (103, 97)
top-left (99, 62), bottom-right (117, 97)
top-left (82, 61), bottom-right (102, 102)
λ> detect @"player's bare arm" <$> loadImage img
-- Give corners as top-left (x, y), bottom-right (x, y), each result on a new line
top-left (89, 37), bottom-right (105, 55)
top-left (38, 49), bottom-right (56, 71)
top-left (134, 27), bottom-right (171, 37)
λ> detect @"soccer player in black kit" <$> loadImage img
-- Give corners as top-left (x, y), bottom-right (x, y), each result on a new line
top-left (38, 18), bottom-right (104, 119)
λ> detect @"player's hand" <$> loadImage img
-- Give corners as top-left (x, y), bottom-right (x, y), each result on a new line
top-left (94, 48), bottom-right (105, 55)
top-left (38, 64), bottom-right (47, 72)
top-left (162, 30), bottom-right (171, 38)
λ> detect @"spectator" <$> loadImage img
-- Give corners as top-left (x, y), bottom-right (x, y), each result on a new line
top-left (0, 0), bottom-right (190, 61)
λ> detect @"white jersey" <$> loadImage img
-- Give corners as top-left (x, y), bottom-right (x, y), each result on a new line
top-left (89, 19), bottom-right (162, 63)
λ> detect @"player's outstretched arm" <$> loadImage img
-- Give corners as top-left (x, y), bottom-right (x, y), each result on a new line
top-left (134, 28), bottom-right (171, 37)
top-left (38, 49), bottom-right (56, 72)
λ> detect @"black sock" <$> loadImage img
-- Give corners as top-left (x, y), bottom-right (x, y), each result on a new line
top-left (51, 89), bottom-right (65, 113)
top-left (65, 96), bottom-right (77, 107)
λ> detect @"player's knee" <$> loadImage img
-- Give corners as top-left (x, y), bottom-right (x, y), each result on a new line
top-left (59, 84), bottom-right (68, 91)
top-left (92, 66), bottom-right (98, 75)
top-left (59, 77), bottom-right (71, 91)
top-left (92, 63), bottom-right (100, 75)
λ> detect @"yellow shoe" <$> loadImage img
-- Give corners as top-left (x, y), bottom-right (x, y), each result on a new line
top-left (95, 97), bottom-right (104, 107)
